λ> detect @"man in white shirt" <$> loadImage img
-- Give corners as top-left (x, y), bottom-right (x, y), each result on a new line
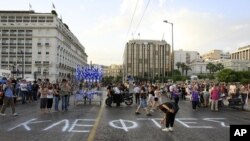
top-left (20, 79), bottom-right (28, 104)
top-left (134, 85), bottom-right (141, 104)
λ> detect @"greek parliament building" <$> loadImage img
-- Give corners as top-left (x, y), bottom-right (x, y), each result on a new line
top-left (123, 40), bottom-right (171, 80)
top-left (0, 10), bottom-right (88, 81)
top-left (231, 45), bottom-right (250, 60)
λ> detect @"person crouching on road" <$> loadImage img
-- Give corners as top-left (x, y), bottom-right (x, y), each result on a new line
top-left (0, 80), bottom-right (18, 116)
top-left (135, 86), bottom-right (152, 116)
top-left (159, 101), bottom-right (179, 132)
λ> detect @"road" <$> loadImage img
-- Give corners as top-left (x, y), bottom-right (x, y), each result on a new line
top-left (0, 92), bottom-right (249, 141)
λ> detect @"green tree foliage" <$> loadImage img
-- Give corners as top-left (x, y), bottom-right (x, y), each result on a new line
top-left (217, 69), bottom-right (250, 83)
top-left (206, 63), bottom-right (217, 74)
top-left (176, 62), bottom-right (182, 71)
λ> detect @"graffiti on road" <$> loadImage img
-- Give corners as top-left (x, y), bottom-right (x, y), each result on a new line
top-left (8, 118), bottom-right (95, 132)
top-left (109, 119), bottom-right (138, 132)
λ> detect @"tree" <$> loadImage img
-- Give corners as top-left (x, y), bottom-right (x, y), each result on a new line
top-left (176, 62), bottom-right (182, 71)
top-left (180, 63), bottom-right (186, 76)
top-left (217, 69), bottom-right (238, 82)
top-left (216, 63), bottom-right (224, 72)
top-left (206, 63), bottom-right (217, 74)
top-left (184, 65), bottom-right (191, 76)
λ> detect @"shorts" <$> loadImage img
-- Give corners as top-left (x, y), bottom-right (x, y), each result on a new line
top-left (40, 98), bottom-right (47, 109)
top-left (154, 97), bottom-right (159, 101)
top-left (140, 98), bottom-right (147, 108)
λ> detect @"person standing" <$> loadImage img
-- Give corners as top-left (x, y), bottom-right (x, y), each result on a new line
top-left (203, 86), bottom-right (210, 107)
top-left (47, 84), bottom-right (54, 113)
top-left (133, 84), bottom-right (141, 105)
top-left (60, 79), bottom-right (70, 112)
top-left (0, 80), bottom-right (18, 116)
top-left (20, 79), bottom-right (28, 104)
top-left (210, 84), bottom-right (220, 111)
top-left (191, 86), bottom-right (200, 111)
top-left (39, 83), bottom-right (48, 114)
top-left (32, 81), bottom-right (39, 101)
top-left (54, 84), bottom-right (60, 112)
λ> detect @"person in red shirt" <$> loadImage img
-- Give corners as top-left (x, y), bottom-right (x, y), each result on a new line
top-left (210, 84), bottom-right (220, 111)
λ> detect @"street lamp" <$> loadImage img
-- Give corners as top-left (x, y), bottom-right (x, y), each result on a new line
top-left (163, 20), bottom-right (174, 76)
top-left (21, 50), bottom-right (24, 79)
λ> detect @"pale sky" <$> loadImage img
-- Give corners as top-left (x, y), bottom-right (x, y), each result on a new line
top-left (1, 0), bottom-right (250, 65)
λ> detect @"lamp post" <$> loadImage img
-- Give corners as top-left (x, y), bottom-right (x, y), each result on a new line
top-left (12, 63), bottom-right (16, 78)
top-left (21, 50), bottom-right (24, 79)
top-left (163, 20), bottom-right (174, 76)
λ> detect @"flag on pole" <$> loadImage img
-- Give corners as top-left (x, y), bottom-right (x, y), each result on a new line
top-left (29, 3), bottom-right (32, 10)
top-left (52, 3), bottom-right (56, 9)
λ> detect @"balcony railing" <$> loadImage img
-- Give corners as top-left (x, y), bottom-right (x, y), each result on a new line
top-left (43, 61), bottom-right (50, 65)
top-left (35, 61), bottom-right (42, 64)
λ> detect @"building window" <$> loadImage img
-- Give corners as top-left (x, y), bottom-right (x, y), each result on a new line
top-left (23, 16), bottom-right (30, 22)
top-left (46, 52), bottom-right (49, 54)
top-left (38, 52), bottom-right (41, 54)
top-left (31, 17), bottom-right (37, 22)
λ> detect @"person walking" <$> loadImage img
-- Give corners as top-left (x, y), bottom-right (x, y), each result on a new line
top-left (32, 81), bottom-right (39, 101)
top-left (135, 86), bottom-right (152, 116)
top-left (0, 80), bottom-right (18, 116)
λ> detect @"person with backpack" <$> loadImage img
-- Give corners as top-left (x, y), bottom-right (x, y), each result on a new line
top-left (159, 101), bottom-right (179, 132)
top-left (0, 80), bottom-right (18, 116)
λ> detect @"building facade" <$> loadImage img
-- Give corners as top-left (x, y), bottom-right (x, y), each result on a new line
top-left (103, 64), bottom-right (122, 77)
top-left (188, 58), bottom-right (208, 75)
top-left (211, 59), bottom-right (250, 71)
top-left (0, 10), bottom-right (88, 81)
top-left (123, 40), bottom-right (171, 80)
top-left (174, 49), bottom-right (200, 69)
top-left (202, 50), bottom-right (230, 61)
top-left (231, 45), bottom-right (250, 60)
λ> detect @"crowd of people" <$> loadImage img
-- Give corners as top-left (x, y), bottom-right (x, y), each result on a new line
top-left (1, 77), bottom-right (249, 132)
top-left (0, 78), bottom-right (75, 116)
top-left (106, 81), bottom-right (249, 132)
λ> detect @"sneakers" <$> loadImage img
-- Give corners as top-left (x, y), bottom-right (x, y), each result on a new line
top-left (0, 113), bottom-right (6, 116)
top-left (162, 128), bottom-right (170, 132)
top-left (135, 112), bottom-right (141, 115)
top-left (13, 113), bottom-right (18, 116)
top-left (169, 127), bottom-right (174, 132)
top-left (146, 113), bottom-right (152, 116)
top-left (150, 109), bottom-right (154, 112)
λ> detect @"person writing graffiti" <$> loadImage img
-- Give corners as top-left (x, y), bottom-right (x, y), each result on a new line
top-left (159, 101), bottom-right (179, 132)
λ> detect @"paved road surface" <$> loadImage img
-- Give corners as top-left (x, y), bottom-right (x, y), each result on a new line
top-left (0, 92), bottom-right (249, 141)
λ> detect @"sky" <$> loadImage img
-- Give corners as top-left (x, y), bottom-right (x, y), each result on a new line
top-left (1, 0), bottom-right (250, 66)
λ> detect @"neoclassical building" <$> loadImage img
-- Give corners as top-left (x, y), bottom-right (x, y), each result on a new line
top-left (0, 10), bottom-right (88, 81)
top-left (231, 45), bottom-right (250, 60)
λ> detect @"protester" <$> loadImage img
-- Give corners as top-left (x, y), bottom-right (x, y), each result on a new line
top-left (20, 79), bottom-right (28, 104)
